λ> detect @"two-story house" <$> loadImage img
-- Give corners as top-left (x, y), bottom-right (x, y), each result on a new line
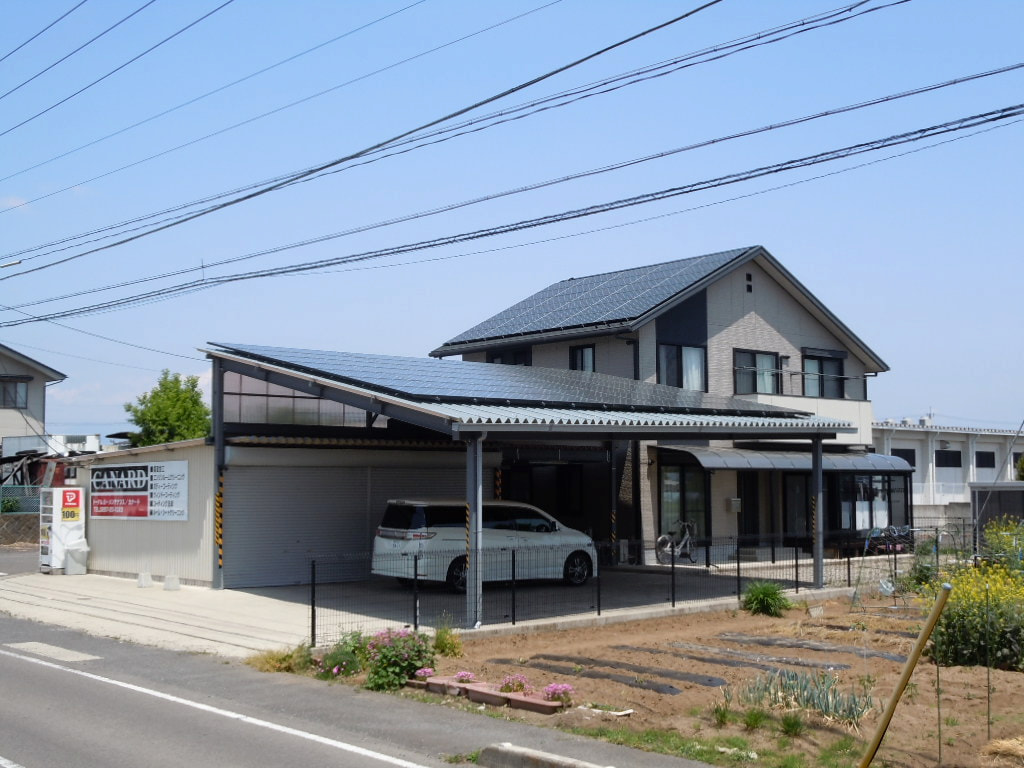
top-left (0, 343), bottom-right (65, 451)
top-left (431, 245), bottom-right (912, 555)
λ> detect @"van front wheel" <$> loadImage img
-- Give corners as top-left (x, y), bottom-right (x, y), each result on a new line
top-left (446, 556), bottom-right (468, 593)
top-left (563, 551), bottom-right (592, 586)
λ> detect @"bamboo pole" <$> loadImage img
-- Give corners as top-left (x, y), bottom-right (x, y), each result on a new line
top-left (857, 583), bottom-right (953, 768)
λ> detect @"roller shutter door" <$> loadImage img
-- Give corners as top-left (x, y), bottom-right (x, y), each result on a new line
top-left (222, 466), bottom-right (367, 588)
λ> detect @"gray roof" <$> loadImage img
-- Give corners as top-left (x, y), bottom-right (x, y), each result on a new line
top-left (433, 246), bottom-right (753, 354)
top-left (205, 342), bottom-right (854, 439)
top-left (663, 446), bottom-right (913, 473)
top-left (209, 341), bottom-right (804, 416)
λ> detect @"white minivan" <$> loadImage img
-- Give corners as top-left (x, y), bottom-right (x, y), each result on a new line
top-left (371, 499), bottom-right (597, 591)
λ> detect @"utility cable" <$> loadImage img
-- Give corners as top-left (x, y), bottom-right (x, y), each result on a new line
top-left (5, 59), bottom-right (1020, 295)
top-left (0, 0), bottom-right (429, 185)
top-left (0, 0), bottom-right (157, 103)
top-left (0, 0), bottom-right (237, 139)
top-left (0, 0), bottom-right (91, 66)
top-left (0, 0), bottom-right (563, 215)
top-left (0, 0), bottom-right (906, 269)
top-left (3, 103), bottom-right (1019, 326)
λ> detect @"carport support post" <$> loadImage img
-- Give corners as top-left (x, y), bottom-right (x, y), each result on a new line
top-left (812, 436), bottom-right (824, 589)
top-left (465, 433), bottom-right (485, 629)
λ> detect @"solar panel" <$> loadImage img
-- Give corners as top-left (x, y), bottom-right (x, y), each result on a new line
top-left (208, 341), bottom-right (806, 417)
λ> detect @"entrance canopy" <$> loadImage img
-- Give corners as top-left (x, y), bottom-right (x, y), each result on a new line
top-left (203, 342), bottom-right (856, 441)
top-left (662, 446), bottom-right (912, 472)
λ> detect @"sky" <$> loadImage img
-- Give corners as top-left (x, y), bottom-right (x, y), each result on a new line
top-left (1, 0), bottom-right (1021, 439)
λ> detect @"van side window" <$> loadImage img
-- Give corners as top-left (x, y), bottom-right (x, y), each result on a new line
top-left (511, 509), bottom-right (553, 533)
top-left (484, 506), bottom-right (515, 530)
top-left (428, 505), bottom-right (466, 527)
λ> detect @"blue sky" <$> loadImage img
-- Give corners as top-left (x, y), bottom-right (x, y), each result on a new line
top-left (1, 0), bottom-right (1021, 437)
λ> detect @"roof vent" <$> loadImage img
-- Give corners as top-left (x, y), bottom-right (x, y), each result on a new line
top-left (919, 417), bottom-right (931, 427)
top-left (901, 418), bottom-right (913, 426)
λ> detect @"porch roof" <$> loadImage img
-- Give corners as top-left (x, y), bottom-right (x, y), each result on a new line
top-left (661, 445), bottom-right (912, 472)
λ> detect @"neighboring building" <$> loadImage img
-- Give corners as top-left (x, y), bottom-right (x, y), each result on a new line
top-left (0, 343), bottom-right (65, 450)
top-left (873, 419), bottom-right (1022, 523)
top-left (432, 245), bottom-right (912, 552)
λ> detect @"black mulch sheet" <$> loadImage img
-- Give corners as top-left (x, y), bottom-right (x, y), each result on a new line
top-left (717, 632), bottom-right (907, 662)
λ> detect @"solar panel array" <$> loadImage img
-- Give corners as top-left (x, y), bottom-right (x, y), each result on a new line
top-left (209, 341), bottom-right (805, 416)
top-left (439, 247), bottom-right (754, 348)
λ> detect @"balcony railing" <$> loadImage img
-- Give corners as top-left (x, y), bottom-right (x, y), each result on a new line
top-left (733, 367), bottom-right (867, 400)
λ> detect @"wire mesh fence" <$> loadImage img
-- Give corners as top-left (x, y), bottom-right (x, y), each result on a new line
top-left (1, 485), bottom-right (40, 544)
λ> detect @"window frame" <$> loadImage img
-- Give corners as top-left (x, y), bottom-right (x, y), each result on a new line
top-left (733, 349), bottom-right (780, 395)
top-left (975, 451), bottom-right (996, 469)
top-left (935, 449), bottom-right (963, 468)
top-left (487, 347), bottom-right (532, 366)
top-left (656, 343), bottom-right (706, 392)
top-left (0, 380), bottom-right (28, 409)
top-left (569, 344), bottom-right (595, 372)
top-left (802, 355), bottom-right (845, 399)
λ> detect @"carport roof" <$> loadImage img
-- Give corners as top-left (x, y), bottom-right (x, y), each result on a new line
top-left (661, 445), bottom-right (912, 472)
top-left (205, 342), bottom-right (855, 440)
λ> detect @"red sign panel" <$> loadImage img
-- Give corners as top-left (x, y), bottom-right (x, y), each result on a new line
top-left (91, 494), bottom-right (149, 518)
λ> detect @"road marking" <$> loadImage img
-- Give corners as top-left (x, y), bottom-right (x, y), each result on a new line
top-left (0, 648), bottom-right (431, 768)
top-left (5, 642), bottom-right (101, 662)
top-left (0, 755), bottom-right (28, 768)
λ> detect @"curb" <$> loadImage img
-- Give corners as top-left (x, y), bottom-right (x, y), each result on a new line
top-left (479, 742), bottom-right (614, 768)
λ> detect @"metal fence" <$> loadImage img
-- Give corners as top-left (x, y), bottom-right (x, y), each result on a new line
top-left (308, 526), bottom-right (980, 645)
top-left (0, 485), bottom-right (40, 545)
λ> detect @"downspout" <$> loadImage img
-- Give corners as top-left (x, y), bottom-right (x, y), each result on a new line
top-left (211, 356), bottom-right (226, 590)
top-left (812, 436), bottom-right (824, 589)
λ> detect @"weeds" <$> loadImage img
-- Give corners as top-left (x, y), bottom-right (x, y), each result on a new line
top-left (434, 613), bottom-right (463, 658)
top-left (743, 708), bottom-right (769, 730)
top-left (245, 644), bottom-right (313, 674)
top-left (742, 581), bottom-right (793, 617)
top-left (780, 712), bottom-right (805, 736)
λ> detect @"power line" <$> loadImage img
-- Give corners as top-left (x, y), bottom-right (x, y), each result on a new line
top-left (1, 0), bottom-right (906, 272)
top-left (4, 103), bottom-right (1019, 326)
top-left (6, 58), bottom-right (1020, 303)
top-left (0, 0), bottom-right (429, 185)
top-left (0, 0), bottom-right (91, 65)
top-left (0, 0), bottom-right (238, 139)
top-left (0, 0), bottom-right (158, 103)
top-left (0, 338), bottom-right (164, 371)
top-left (0, 0), bottom-right (564, 216)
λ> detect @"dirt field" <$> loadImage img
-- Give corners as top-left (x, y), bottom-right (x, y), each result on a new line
top-left (414, 594), bottom-right (1024, 767)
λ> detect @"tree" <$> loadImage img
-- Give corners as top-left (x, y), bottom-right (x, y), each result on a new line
top-left (124, 370), bottom-right (211, 447)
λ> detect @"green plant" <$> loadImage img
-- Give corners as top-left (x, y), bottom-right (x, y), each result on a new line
top-left (904, 681), bottom-right (918, 701)
top-left (925, 561), bottom-right (1024, 670)
top-left (364, 628), bottom-right (435, 691)
top-left (739, 670), bottom-right (874, 726)
top-left (712, 703), bottom-right (732, 727)
top-left (434, 613), bottom-right (463, 658)
top-left (245, 644), bottom-right (313, 674)
top-left (499, 674), bottom-right (532, 693)
top-left (316, 632), bottom-right (368, 680)
top-left (1, 497), bottom-right (19, 515)
top-left (945, 716), bottom-right (959, 727)
top-left (780, 712), bottom-right (805, 736)
top-left (741, 580), bottom-right (793, 617)
top-left (442, 750), bottom-right (480, 764)
top-left (743, 708), bottom-right (769, 730)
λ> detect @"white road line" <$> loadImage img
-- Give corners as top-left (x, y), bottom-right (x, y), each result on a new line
top-left (0, 648), bottom-right (431, 768)
top-left (0, 755), bottom-right (28, 768)
top-left (5, 642), bottom-right (101, 662)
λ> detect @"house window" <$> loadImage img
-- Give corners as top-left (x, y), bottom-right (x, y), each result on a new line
top-left (803, 356), bottom-right (844, 398)
top-left (657, 344), bottom-right (705, 391)
top-left (660, 464), bottom-right (706, 538)
top-left (1, 381), bottom-right (27, 409)
top-left (569, 345), bottom-right (595, 372)
top-left (891, 448), bottom-right (916, 468)
top-left (487, 348), bottom-right (531, 366)
top-left (734, 350), bottom-right (779, 395)
top-left (935, 449), bottom-right (962, 468)
top-left (976, 451), bottom-right (996, 469)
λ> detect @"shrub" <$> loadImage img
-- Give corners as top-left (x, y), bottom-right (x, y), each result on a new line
top-left (364, 628), bottom-right (435, 691)
top-left (743, 708), bottom-right (769, 730)
top-left (434, 614), bottom-right (463, 658)
top-left (926, 562), bottom-right (1024, 670)
top-left (316, 632), bottom-right (367, 679)
top-left (246, 644), bottom-right (313, 674)
top-left (741, 580), bottom-right (793, 617)
top-left (1, 497), bottom-right (19, 515)
top-left (980, 516), bottom-right (1024, 568)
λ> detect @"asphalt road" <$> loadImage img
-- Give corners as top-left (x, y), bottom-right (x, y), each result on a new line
top-left (0, 615), bottom-right (706, 768)
top-left (0, 545), bottom-right (37, 576)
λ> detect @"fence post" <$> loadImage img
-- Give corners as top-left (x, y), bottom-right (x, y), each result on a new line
top-left (310, 559), bottom-right (317, 648)
top-left (413, 554), bottom-right (419, 631)
top-left (847, 551), bottom-right (852, 587)
top-left (511, 549), bottom-right (517, 626)
top-left (736, 536), bottom-right (742, 597)
top-left (670, 539), bottom-right (676, 608)
top-left (596, 561), bottom-right (601, 616)
top-left (794, 547), bottom-right (800, 593)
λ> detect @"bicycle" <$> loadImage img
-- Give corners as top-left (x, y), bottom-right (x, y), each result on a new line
top-left (655, 519), bottom-right (697, 564)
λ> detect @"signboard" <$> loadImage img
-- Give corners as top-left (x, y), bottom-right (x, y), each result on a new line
top-left (61, 488), bottom-right (83, 522)
top-left (90, 461), bottom-right (188, 521)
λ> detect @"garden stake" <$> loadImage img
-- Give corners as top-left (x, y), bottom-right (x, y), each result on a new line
top-left (936, 620), bottom-right (942, 765)
top-left (986, 580), bottom-right (991, 740)
top-left (857, 582), bottom-right (952, 768)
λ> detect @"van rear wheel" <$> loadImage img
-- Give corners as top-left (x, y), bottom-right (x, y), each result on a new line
top-left (446, 556), bottom-right (468, 593)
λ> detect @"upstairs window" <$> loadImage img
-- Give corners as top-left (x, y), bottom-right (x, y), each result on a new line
top-left (935, 449), bottom-right (962, 468)
top-left (570, 344), bottom-right (595, 372)
top-left (976, 451), bottom-right (996, 469)
top-left (734, 350), bottom-right (779, 395)
top-left (891, 448), bottom-right (916, 468)
top-left (802, 352), bottom-right (843, 399)
top-left (487, 348), bottom-right (531, 366)
top-left (657, 344), bottom-right (705, 391)
top-left (1, 380), bottom-right (28, 409)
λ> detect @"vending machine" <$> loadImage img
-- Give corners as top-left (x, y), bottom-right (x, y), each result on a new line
top-left (39, 487), bottom-right (88, 574)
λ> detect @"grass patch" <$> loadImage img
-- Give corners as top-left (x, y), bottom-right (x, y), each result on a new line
top-left (744, 708), bottom-right (770, 730)
top-left (245, 644), bottom-right (313, 674)
top-left (442, 750), bottom-right (480, 763)
top-left (818, 736), bottom-right (860, 768)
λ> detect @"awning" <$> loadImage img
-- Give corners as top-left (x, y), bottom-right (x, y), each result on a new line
top-left (661, 445), bottom-right (912, 472)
